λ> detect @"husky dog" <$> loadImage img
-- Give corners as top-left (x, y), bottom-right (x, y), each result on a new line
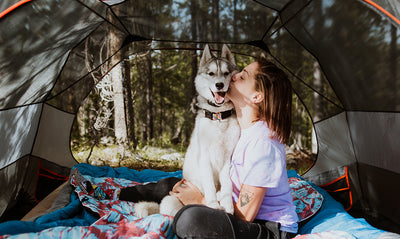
top-left (135, 44), bottom-right (240, 217)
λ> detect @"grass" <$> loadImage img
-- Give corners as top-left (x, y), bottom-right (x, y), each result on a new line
top-left (72, 143), bottom-right (185, 172)
top-left (71, 141), bottom-right (314, 174)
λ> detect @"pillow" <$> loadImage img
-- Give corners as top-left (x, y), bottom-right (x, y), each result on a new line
top-left (289, 177), bottom-right (324, 222)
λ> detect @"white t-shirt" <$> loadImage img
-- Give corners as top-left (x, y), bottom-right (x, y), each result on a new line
top-left (230, 121), bottom-right (298, 233)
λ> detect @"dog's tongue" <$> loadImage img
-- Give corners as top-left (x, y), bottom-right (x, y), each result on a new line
top-left (214, 92), bottom-right (225, 104)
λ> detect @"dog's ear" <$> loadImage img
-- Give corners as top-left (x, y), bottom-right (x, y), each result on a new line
top-left (221, 44), bottom-right (236, 65)
top-left (200, 44), bottom-right (213, 66)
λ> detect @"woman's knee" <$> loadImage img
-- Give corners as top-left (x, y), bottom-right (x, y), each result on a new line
top-left (173, 205), bottom-right (235, 239)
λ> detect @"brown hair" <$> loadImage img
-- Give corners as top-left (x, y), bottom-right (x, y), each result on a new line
top-left (254, 57), bottom-right (292, 145)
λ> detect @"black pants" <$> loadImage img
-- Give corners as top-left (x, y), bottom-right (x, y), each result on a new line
top-left (173, 204), bottom-right (296, 239)
top-left (119, 177), bottom-right (296, 239)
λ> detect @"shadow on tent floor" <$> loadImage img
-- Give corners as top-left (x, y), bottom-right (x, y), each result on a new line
top-left (0, 181), bottom-right (69, 223)
top-left (349, 210), bottom-right (400, 234)
top-left (21, 182), bottom-right (69, 222)
top-left (0, 190), bottom-right (38, 223)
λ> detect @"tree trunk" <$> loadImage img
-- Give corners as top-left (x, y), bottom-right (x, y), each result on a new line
top-left (108, 10), bottom-right (127, 146)
top-left (123, 50), bottom-right (137, 147)
top-left (212, 0), bottom-right (220, 42)
top-left (77, 103), bottom-right (87, 137)
top-left (181, 0), bottom-right (199, 143)
top-left (144, 52), bottom-right (154, 142)
top-left (312, 61), bottom-right (323, 154)
top-left (137, 41), bottom-right (154, 142)
top-left (200, 3), bottom-right (208, 41)
top-left (233, 0), bottom-right (237, 41)
top-left (311, 1), bottom-right (323, 154)
top-left (110, 63), bottom-right (127, 144)
top-left (159, 73), bottom-right (165, 139)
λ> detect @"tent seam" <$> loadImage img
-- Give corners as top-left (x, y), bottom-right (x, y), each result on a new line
top-left (108, 5), bottom-right (131, 35)
top-left (44, 22), bottom-right (106, 105)
top-left (267, 0), bottom-right (312, 39)
top-left (344, 111), bottom-right (365, 211)
top-left (28, 103), bottom-right (45, 158)
top-left (76, 0), bottom-right (128, 35)
top-left (268, 52), bottom-right (344, 111)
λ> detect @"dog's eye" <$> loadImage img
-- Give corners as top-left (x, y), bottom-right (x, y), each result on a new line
top-left (208, 72), bottom-right (215, 76)
top-left (224, 72), bottom-right (229, 76)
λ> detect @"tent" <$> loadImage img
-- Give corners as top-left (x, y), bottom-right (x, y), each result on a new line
top-left (0, 0), bottom-right (399, 234)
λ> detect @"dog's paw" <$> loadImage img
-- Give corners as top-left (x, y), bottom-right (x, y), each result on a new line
top-left (219, 198), bottom-right (234, 214)
top-left (222, 203), bottom-right (234, 214)
top-left (207, 200), bottom-right (224, 211)
top-left (134, 201), bottom-right (160, 218)
top-left (159, 195), bottom-right (183, 216)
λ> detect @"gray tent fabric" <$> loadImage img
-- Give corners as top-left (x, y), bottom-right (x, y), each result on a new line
top-left (0, 105), bottom-right (42, 169)
top-left (348, 112), bottom-right (400, 172)
top-left (32, 104), bottom-right (76, 168)
top-left (0, 0), bottom-right (399, 233)
top-left (305, 112), bottom-right (357, 176)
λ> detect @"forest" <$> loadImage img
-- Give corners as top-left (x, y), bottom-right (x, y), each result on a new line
top-left (65, 0), bottom-right (371, 174)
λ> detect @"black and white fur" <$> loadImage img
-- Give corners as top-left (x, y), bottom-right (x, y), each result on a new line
top-left (135, 44), bottom-right (240, 217)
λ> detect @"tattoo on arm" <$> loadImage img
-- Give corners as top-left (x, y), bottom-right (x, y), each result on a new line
top-left (239, 188), bottom-right (254, 207)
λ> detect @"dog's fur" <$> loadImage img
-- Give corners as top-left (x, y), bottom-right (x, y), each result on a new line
top-left (135, 44), bottom-right (240, 217)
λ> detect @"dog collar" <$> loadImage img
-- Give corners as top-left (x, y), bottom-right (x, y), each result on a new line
top-left (202, 109), bottom-right (233, 121)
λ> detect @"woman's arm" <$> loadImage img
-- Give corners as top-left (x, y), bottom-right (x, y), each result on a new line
top-left (234, 184), bottom-right (267, 222)
top-left (171, 180), bottom-right (266, 222)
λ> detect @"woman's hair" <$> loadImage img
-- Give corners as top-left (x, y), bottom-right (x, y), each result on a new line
top-left (254, 57), bottom-right (292, 145)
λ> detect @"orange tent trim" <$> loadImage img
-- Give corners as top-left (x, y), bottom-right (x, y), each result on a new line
top-left (0, 0), bottom-right (33, 20)
top-left (363, 0), bottom-right (400, 26)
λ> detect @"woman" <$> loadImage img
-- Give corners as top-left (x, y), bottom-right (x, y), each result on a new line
top-left (170, 57), bottom-right (298, 239)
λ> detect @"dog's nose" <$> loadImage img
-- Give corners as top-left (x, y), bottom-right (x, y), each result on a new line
top-left (216, 82), bottom-right (224, 90)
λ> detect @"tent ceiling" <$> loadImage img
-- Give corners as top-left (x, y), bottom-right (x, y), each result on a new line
top-left (1, 0), bottom-right (399, 113)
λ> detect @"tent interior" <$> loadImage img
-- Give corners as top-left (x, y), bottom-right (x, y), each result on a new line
top-left (0, 0), bottom-right (400, 237)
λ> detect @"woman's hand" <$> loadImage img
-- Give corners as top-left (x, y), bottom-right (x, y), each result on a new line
top-left (170, 179), bottom-right (206, 205)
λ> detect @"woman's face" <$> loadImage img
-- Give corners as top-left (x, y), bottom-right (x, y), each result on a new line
top-left (227, 62), bottom-right (259, 106)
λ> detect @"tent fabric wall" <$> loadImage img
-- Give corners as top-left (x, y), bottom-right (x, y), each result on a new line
top-left (346, 111), bottom-right (400, 227)
top-left (302, 113), bottom-right (362, 217)
top-left (303, 107), bottom-right (400, 226)
top-left (304, 112), bottom-right (357, 178)
top-left (280, 0), bottom-right (400, 112)
top-left (348, 112), bottom-right (400, 173)
top-left (271, 0), bottom-right (400, 228)
top-left (0, 156), bottom-right (70, 222)
top-left (0, 156), bottom-right (39, 220)
top-left (46, 22), bottom-right (126, 114)
top-left (0, 0), bottom-right (399, 233)
top-left (32, 104), bottom-right (77, 168)
top-left (357, 163), bottom-right (400, 227)
top-left (0, 104), bottom-right (42, 169)
top-left (0, 0), bottom-right (103, 109)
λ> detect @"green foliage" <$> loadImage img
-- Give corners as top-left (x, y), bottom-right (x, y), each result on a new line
top-left (73, 141), bottom-right (184, 172)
